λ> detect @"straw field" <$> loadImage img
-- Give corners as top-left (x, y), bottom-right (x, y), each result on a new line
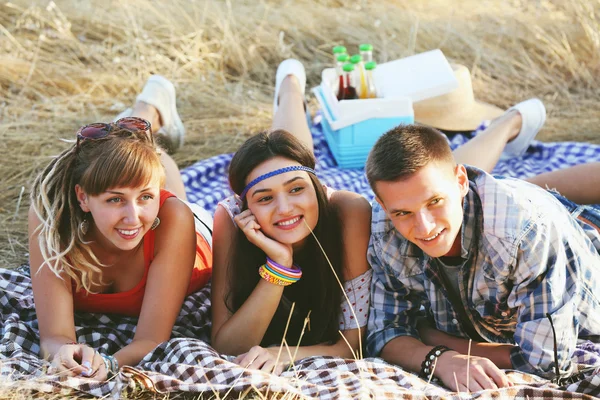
top-left (1, 0), bottom-right (600, 397)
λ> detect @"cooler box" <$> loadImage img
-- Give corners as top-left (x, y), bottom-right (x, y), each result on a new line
top-left (312, 82), bottom-right (413, 169)
top-left (314, 49), bottom-right (457, 169)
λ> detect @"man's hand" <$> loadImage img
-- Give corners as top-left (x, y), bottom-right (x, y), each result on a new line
top-left (435, 351), bottom-right (513, 392)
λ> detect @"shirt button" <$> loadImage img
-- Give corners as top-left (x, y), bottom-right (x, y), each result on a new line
top-left (501, 311), bottom-right (508, 317)
top-left (452, 318), bottom-right (459, 324)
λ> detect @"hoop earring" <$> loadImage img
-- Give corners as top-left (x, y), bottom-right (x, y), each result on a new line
top-left (151, 217), bottom-right (161, 230)
top-left (79, 218), bottom-right (89, 236)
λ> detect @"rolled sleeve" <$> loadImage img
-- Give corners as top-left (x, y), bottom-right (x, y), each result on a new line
top-left (366, 238), bottom-right (423, 357)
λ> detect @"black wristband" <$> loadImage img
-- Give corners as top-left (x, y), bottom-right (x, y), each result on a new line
top-left (420, 345), bottom-right (452, 380)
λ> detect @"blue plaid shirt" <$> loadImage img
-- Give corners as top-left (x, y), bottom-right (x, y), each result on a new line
top-left (366, 166), bottom-right (600, 378)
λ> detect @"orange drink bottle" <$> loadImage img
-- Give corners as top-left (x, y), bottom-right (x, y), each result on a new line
top-left (364, 61), bottom-right (377, 98)
top-left (350, 54), bottom-right (367, 99)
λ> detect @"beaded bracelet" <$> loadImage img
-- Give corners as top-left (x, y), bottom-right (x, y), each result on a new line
top-left (420, 345), bottom-right (452, 380)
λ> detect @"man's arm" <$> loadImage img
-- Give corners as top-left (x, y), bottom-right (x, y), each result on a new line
top-left (507, 215), bottom-right (593, 378)
top-left (365, 238), bottom-right (424, 357)
top-left (366, 237), bottom-right (511, 390)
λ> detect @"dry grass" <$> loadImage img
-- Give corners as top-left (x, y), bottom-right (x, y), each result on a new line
top-left (1, 0), bottom-right (600, 397)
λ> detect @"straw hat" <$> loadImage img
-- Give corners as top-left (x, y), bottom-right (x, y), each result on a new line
top-left (413, 64), bottom-right (504, 131)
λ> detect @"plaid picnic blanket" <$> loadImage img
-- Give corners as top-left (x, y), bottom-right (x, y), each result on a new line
top-left (183, 119), bottom-right (600, 212)
top-left (3, 123), bottom-right (600, 398)
top-left (2, 266), bottom-right (600, 399)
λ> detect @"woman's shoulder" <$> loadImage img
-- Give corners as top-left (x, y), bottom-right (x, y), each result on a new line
top-left (329, 189), bottom-right (371, 219)
top-left (156, 196), bottom-right (195, 232)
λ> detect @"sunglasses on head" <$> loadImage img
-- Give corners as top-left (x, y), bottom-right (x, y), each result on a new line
top-left (76, 117), bottom-right (153, 147)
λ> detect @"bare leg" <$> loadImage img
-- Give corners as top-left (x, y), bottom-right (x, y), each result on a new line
top-left (524, 163), bottom-right (600, 205)
top-left (452, 111), bottom-right (522, 172)
top-left (131, 102), bottom-right (187, 200)
top-left (271, 76), bottom-right (313, 153)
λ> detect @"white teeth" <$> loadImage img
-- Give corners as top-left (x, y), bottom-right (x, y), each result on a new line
top-left (118, 229), bottom-right (138, 236)
top-left (277, 217), bottom-right (300, 226)
top-left (422, 232), bottom-right (440, 241)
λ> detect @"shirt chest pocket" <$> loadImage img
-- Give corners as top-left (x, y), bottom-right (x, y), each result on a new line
top-left (472, 272), bottom-right (517, 335)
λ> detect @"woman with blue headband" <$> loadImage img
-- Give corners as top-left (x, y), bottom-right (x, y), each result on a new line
top-left (210, 59), bottom-right (373, 373)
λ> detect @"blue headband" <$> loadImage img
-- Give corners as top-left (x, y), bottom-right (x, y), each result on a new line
top-left (240, 166), bottom-right (317, 199)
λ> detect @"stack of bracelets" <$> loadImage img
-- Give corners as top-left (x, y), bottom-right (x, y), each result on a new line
top-left (100, 353), bottom-right (119, 378)
top-left (258, 257), bottom-right (302, 286)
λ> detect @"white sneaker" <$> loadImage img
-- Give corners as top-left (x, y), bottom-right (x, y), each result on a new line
top-left (273, 59), bottom-right (307, 115)
top-left (136, 75), bottom-right (185, 153)
top-left (500, 98), bottom-right (546, 160)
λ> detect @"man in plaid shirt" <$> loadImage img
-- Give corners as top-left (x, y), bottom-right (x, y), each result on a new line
top-left (364, 125), bottom-right (600, 391)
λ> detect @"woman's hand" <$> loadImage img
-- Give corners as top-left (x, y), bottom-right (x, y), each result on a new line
top-left (51, 343), bottom-right (107, 380)
top-left (234, 209), bottom-right (293, 266)
top-left (233, 345), bottom-right (292, 375)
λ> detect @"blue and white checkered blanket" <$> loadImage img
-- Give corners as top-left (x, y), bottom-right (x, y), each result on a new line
top-left (182, 121), bottom-right (600, 213)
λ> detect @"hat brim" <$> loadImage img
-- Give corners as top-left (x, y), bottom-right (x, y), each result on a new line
top-left (414, 100), bottom-right (504, 132)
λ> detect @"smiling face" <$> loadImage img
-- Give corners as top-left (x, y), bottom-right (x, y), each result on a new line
top-left (76, 178), bottom-right (161, 252)
top-left (375, 162), bottom-right (469, 258)
top-left (245, 156), bottom-right (319, 246)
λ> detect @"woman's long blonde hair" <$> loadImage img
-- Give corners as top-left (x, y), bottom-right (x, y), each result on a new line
top-left (30, 128), bottom-right (165, 292)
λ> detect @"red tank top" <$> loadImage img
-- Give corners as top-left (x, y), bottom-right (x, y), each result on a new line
top-left (72, 190), bottom-right (212, 316)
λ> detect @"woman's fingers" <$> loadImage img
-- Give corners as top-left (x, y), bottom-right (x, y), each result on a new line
top-left (234, 346), bottom-right (262, 368)
top-left (87, 351), bottom-right (105, 378)
top-left (53, 345), bottom-right (82, 375)
top-left (261, 359), bottom-right (276, 374)
top-left (234, 210), bottom-right (259, 229)
top-left (232, 347), bottom-right (290, 375)
top-left (79, 345), bottom-right (96, 376)
top-left (273, 361), bottom-right (287, 375)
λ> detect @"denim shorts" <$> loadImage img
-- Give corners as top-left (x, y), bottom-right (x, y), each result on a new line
top-left (548, 191), bottom-right (600, 230)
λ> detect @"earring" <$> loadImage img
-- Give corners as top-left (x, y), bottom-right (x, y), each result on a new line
top-left (79, 218), bottom-right (89, 236)
top-left (151, 217), bottom-right (161, 230)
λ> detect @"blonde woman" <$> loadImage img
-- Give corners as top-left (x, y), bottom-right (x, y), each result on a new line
top-left (28, 76), bottom-right (212, 380)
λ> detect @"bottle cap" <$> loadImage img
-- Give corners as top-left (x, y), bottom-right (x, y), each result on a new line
top-left (342, 63), bottom-right (355, 72)
top-left (336, 54), bottom-right (350, 62)
top-left (350, 54), bottom-right (363, 64)
top-left (359, 44), bottom-right (373, 52)
top-left (364, 61), bottom-right (377, 70)
top-left (332, 45), bottom-right (347, 54)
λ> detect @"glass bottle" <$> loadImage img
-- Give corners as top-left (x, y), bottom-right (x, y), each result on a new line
top-left (338, 63), bottom-right (358, 100)
top-left (350, 54), bottom-right (367, 99)
top-left (359, 43), bottom-right (374, 63)
top-left (364, 61), bottom-right (377, 98)
top-left (333, 54), bottom-right (349, 97)
top-left (332, 45), bottom-right (347, 60)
